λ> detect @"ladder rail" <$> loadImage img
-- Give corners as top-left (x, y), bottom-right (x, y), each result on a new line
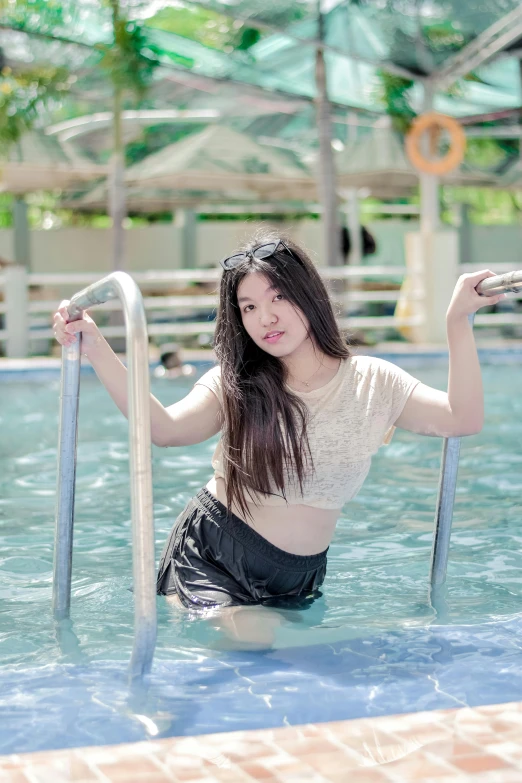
top-left (52, 271), bottom-right (156, 680)
top-left (52, 320), bottom-right (81, 620)
top-left (429, 268), bottom-right (522, 588)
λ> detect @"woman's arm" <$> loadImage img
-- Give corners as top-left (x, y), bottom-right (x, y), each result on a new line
top-left (53, 301), bottom-right (222, 448)
top-left (84, 337), bottom-right (222, 447)
top-left (395, 270), bottom-right (506, 438)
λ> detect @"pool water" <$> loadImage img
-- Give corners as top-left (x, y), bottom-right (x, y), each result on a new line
top-left (1, 361), bottom-right (522, 753)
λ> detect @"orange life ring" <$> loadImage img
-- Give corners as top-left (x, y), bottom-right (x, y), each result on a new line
top-left (405, 112), bottom-right (466, 176)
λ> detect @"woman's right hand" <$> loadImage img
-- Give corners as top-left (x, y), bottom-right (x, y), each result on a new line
top-left (53, 300), bottom-right (103, 355)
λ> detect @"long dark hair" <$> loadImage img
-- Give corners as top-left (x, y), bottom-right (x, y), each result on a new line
top-left (213, 230), bottom-right (351, 521)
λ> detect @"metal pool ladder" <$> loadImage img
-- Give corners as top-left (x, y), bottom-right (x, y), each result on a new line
top-left (430, 269), bottom-right (522, 589)
top-left (52, 272), bottom-right (156, 680)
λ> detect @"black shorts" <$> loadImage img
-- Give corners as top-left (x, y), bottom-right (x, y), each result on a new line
top-left (156, 487), bottom-right (328, 610)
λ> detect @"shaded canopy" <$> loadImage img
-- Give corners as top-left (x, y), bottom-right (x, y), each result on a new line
top-left (182, 0), bottom-right (522, 77)
top-left (0, 0), bottom-right (520, 203)
top-left (62, 182), bottom-right (284, 212)
top-left (124, 125), bottom-right (318, 199)
top-left (1, 0), bottom-right (522, 124)
top-left (335, 127), bottom-right (497, 195)
top-left (0, 131), bottom-right (108, 194)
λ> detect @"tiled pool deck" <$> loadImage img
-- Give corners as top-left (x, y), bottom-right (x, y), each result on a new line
top-left (4, 702), bottom-right (522, 782)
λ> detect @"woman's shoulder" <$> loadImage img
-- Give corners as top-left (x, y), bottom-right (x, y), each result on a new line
top-left (348, 353), bottom-right (391, 377)
top-left (194, 363), bottom-right (222, 399)
top-left (347, 354), bottom-right (412, 387)
top-left (197, 363), bottom-right (221, 382)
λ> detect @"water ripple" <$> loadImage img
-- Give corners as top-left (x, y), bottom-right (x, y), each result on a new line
top-left (1, 368), bottom-right (522, 752)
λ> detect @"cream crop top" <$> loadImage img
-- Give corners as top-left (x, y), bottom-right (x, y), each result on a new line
top-left (195, 355), bottom-right (420, 510)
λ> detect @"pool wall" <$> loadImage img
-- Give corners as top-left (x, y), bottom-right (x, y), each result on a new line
top-left (2, 341), bottom-right (522, 380)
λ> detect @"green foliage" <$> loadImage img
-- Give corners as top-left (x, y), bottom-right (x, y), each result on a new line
top-left (377, 71), bottom-right (416, 134)
top-left (442, 185), bottom-right (522, 225)
top-left (464, 134), bottom-right (519, 169)
top-left (0, 0), bottom-right (69, 35)
top-left (124, 123), bottom-right (203, 166)
top-left (146, 3), bottom-right (261, 54)
top-left (236, 27), bottom-right (261, 51)
top-left (0, 63), bottom-right (71, 153)
top-left (464, 137), bottom-right (510, 170)
top-left (0, 192), bottom-right (13, 228)
top-left (422, 21), bottom-right (467, 52)
top-left (145, 44), bottom-right (194, 70)
top-left (99, 8), bottom-right (159, 98)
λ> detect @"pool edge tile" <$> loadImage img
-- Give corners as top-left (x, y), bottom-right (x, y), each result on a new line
top-left (2, 701), bottom-right (522, 782)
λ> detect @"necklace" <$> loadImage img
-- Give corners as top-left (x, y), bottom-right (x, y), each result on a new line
top-left (288, 358), bottom-right (325, 388)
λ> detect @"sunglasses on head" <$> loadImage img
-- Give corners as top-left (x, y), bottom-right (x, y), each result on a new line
top-left (219, 239), bottom-right (299, 270)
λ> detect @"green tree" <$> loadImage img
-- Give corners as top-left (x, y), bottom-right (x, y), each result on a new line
top-left (99, 1), bottom-right (160, 270)
top-left (0, 46), bottom-right (72, 271)
top-left (147, 4), bottom-right (261, 53)
top-left (377, 71), bottom-right (416, 134)
top-left (0, 59), bottom-right (70, 155)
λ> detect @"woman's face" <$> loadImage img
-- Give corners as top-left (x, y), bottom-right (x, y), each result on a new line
top-left (237, 272), bottom-right (311, 357)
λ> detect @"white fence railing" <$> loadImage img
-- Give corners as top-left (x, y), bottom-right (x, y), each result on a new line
top-left (1, 262), bottom-right (520, 356)
top-left (0, 265), bottom-right (423, 356)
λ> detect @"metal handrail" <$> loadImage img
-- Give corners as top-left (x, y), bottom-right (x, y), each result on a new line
top-left (52, 271), bottom-right (156, 681)
top-left (429, 269), bottom-right (522, 588)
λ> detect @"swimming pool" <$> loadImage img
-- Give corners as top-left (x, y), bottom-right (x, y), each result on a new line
top-left (1, 357), bottom-right (522, 755)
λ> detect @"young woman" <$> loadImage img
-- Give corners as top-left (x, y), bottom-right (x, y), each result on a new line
top-left (53, 234), bottom-right (504, 620)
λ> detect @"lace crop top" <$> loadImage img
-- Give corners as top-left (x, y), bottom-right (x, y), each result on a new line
top-left (194, 355), bottom-right (420, 510)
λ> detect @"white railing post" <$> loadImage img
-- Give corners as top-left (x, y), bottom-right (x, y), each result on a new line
top-left (5, 264), bottom-right (29, 358)
top-left (175, 208), bottom-right (197, 268)
top-left (404, 229), bottom-right (459, 344)
top-left (15, 266), bottom-right (420, 345)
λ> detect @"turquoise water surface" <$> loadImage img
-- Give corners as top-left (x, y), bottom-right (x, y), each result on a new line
top-left (1, 360), bottom-right (522, 753)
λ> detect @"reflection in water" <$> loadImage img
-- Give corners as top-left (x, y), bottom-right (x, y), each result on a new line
top-left (428, 583), bottom-right (451, 625)
top-left (54, 618), bottom-right (84, 665)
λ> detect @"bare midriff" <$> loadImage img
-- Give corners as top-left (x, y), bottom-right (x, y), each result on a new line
top-left (205, 475), bottom-right (340, 556)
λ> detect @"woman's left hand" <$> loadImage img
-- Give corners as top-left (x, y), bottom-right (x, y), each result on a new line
top-left (447, 270), bottom-right (506, 323)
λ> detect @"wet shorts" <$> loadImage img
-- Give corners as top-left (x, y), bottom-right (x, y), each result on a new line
top-left (156, 487), bottom-right (328, 610)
